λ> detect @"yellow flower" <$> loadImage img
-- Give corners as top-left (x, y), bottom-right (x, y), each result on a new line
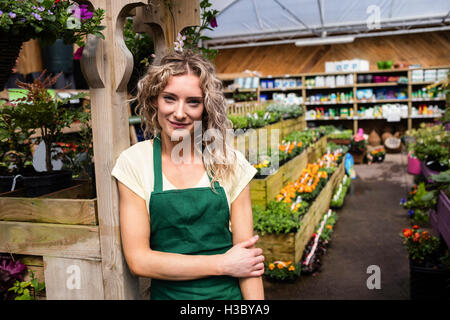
top-left (277, 263), bottom-right (284, 269)
top-left (269, 263), bottom-right (275, 270)
top-left (289, 265), bottom-right (295, 272)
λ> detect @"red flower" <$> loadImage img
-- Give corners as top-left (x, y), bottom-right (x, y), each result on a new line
top-left (413, 232), bottom-right (421, 242)
top-left (74, 47), bottom-right (84, 60)
top-left (403, 229), bottom-right (413, 238)
top-left (412, 225), bottom-right (420, 230)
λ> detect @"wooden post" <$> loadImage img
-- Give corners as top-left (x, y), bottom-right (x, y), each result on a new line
top-left (80, 0), bottom-right (200, 300)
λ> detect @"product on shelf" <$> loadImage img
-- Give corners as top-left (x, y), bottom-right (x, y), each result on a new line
top-left (273, 93), bottom-right (303, 105)
top-left (411, 105), bottom-right (445, 117)
top-left (305, 74), bottom-right (353, 88)
top-left (411, 68), bottom-right (449, 83)
top-left (306, 91), bottom-right (353, 104)
top-left (356, 88), bottom-right (408, 101)
top-left (357, 103), bottom-right (408, 120)
top-left (411, 86), bottom-right (445, 100)
top-left (234, 77), bottom-right (259, 89)
top-left (262, 77), bottom-right (301, 89)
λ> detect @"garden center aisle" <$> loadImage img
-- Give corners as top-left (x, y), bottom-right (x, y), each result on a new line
top-left (264, 153), bottom-right (415, 300)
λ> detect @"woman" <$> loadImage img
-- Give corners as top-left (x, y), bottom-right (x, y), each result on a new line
top-left (112, 50), bottom-right (264, 300)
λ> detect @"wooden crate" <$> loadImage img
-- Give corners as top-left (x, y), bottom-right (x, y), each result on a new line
top-left (250, 168), bottom-right (284, 209)
top-left (0, 181), bottom-right (104, 299)
top-left (256, 160), bottom-right (345, 263)
top-left (281, 150), bottom-right (308, 185)
top-left (307, 136), bottom-right (327, 164)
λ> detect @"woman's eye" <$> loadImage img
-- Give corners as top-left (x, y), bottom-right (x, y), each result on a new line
top-left (164, 96), bottom-right (175, 102)
top-left (188, 100), bottom-right (201, 105)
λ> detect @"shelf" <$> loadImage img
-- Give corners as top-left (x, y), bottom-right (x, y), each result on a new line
top-left (356, 99), bottom-right (409, 104)
top-left (224, 88), bottom-right (258, 93)
top-left (305, 101), bottom-right (354, 106)
top-left (356, 82), bottom-right (406, 87)
top-left (306, 117), bottom-right (355, 121)
top-left (260, 86), bottom-right (303, 92)
top-left (411, 98), bottom-right (446, 102)
top-left (304, 85), bottom-right (354, 90)
top-left (411, 81), bottom-right (436, 86)
top-left (410, 114), bottom-right (444, 119)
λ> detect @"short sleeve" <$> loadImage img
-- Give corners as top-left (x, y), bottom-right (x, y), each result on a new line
top-left (111, 152), bottom-right (146, 200)
top-left (229, 150), bottom-right (257, 203)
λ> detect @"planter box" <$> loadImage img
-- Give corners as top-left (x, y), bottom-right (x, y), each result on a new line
top-left (430, 209), bottom-right (440, 237)
top-left (0, 181), bottom-right (97, 225)
top-left (437, 190), bottom-right (450, 248)
top-left (307, 136), bottom-right (327, 164)
top-left (420, 161), bottom-right (440, 184)
top-left (410, 259), bottom-right (450, 300)
top-left (257, 160), bottom-right (345, 263)
top-left (233, 117), bottom-right (306, 158)
top-left (327, 138), bottom-right (351, 145)
top-left (0, 180), bottom-right (104, 299)
top-left (250, 137), bottom-right (326, 209)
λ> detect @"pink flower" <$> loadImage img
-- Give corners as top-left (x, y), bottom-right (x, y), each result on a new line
top-left (74, 46), bottom-right (84, 60)
top-left (210, 17), bottom-right (218, 28)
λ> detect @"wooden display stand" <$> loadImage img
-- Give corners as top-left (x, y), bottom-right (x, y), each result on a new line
top-left (250, 136), bottom-right (325, 209)
top-left (257, 160), bottom-right (345, 263)
top-left (0, 0), bottom-right (201, 300)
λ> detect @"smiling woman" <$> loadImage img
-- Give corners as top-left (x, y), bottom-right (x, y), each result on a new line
top-left (111, 50), bottom-right (265, 300)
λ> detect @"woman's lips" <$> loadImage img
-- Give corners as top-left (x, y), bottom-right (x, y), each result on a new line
top-left (169, 120), bottom-right (189, 129)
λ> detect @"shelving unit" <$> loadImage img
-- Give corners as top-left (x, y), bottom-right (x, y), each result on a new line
top-left (219, 65), bottom-right (448, 133)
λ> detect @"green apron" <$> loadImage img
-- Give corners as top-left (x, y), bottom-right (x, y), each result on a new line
top-left (149, 136), bottom-right (243, 300)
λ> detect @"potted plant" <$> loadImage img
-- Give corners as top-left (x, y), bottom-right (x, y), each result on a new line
top-left (264, 260), bottom-right (301, 283)
top-left (5, 71), bottom-right (88, 196)
top-left (0, 102), bottom-right (35, 193)
top-left (0, 0), bottom-right (105, 90)
top-left (400, 226), bottom-right (450, 299)
top-left (349, 128), bottom-right (367, 164)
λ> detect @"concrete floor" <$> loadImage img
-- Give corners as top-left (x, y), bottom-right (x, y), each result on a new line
top-left (264, 153), bottom-right (415, 300)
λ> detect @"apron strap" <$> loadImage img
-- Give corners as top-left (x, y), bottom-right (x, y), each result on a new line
top-left (153, 134), bottom-right (163, 192)
top-left (153, 134), bottom-right (221, 190)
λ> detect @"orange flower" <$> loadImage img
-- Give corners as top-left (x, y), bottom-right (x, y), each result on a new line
top-left (422, 231), bottom-right (430, 240)
top-left (403, 229), bottom-right (413, 237)
top-left (297, 141), bottom-right (303, 147)
top-left (269, 263), bottom-right (275, 270)
top-left (289, 265), bottom-right (295, 272)
top-left (277, 263), bottom-right (284, 269)
top-left (413, 232), bottom-right (421, 242)
top-left (412, 225), bottom-right (420, 230)
top-left (326, 225), bottom-right (333, 230)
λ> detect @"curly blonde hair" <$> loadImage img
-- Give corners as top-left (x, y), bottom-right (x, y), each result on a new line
top-left (134, 50), bottom-right (237, 187)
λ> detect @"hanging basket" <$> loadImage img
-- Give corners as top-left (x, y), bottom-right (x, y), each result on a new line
top-left (0, 32), bottom-right (24, 91)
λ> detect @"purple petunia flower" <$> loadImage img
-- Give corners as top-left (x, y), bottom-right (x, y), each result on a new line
top-left (0, 10), bottom-right (3, 16)
top-left (9, 12), bottom-right (16, 19)
top-left (48, 10), bottom-right (53, 15)
top-left (38, 6), bottom-right (45, 12)
top-left (400, 198), bottom-right (406, 205)
top-left (32, 12), bottom-right (42, 21)
top-left (407, 209), bottom-right (415, 216)
top-left (73, 46), bottom-right (84, 60)
top-left (209, 16), bottom-right (218, 28)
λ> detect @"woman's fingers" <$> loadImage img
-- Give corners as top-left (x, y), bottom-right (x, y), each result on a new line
top-left (239, 235), bottom-right (259, 248)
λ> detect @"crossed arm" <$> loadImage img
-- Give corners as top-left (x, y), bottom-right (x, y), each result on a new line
top-left (117, 181), bottom-right (264, 300)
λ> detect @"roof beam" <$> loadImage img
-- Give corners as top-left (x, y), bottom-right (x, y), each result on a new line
top-left (272, 0), bottom-right (316, 34)
top-left (317, 0), bottom-right (325, 36)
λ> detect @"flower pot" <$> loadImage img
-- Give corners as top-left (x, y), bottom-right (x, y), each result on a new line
top-left (0, 175), bottom-right (24, 194)
top-left (407, 152), bottom-right (422, 175)
top-left (409, 259), bottom-right (450, 300)
top-left (41, 39), bottom-right (74, 74)
top-left (22, 170), bottom-right (73, 197)
top-left (420, 161), bottom-right (440, 184)
top-left (0, 33), bottom-right (24, 91)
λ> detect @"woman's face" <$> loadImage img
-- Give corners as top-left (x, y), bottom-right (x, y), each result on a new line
top-left (156, 74), bottom-right (204, 139)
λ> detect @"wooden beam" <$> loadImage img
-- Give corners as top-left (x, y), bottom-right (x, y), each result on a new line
top-left (0, 221), bottom-right (101, 260)
top-left (44, 257), bottom-right (105, 300)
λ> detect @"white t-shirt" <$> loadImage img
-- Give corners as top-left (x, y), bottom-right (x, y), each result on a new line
top-left (111, 140), bottom-right (257, 214)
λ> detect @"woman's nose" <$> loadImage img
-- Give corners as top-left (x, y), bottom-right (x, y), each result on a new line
top-left (173, 101), bottom-right (186, 119)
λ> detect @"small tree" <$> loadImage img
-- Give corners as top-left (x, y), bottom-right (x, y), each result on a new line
top-left (12, 71), bottom-right (86, 173)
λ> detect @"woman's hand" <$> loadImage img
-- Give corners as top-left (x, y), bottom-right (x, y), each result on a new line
top-left (219, 235), bottom-right (265, 278)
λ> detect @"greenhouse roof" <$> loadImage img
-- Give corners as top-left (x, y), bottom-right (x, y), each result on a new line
top-left (205, 0), bottom-right (450, 49)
